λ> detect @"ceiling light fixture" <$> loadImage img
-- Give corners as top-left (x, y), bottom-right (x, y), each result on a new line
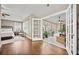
top-left (47, 4), bottom-right (50, 7)
top-left (58, 16), bottom-right (61, 22)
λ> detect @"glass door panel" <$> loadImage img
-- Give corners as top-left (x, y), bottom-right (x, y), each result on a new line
top-left (32, 18), bottom-right (42, 40)
top-left (66, 4), bottom-right (77, 55)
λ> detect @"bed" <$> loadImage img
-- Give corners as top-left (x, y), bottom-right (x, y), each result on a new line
top-left (1, 26), bottom-right (14, 41)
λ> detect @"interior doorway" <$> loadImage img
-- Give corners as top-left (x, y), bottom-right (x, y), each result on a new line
top-left (66, 4), bottom-right (77, 55)
top-left (42, 12), bottom-right (66, 49)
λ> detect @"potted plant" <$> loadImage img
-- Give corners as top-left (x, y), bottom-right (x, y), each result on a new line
top-left (43, 31), bottom-right (49, 38)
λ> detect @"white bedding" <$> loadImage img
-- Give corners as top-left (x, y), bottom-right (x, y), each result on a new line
top-left (1, 28), bottom-right (14, 37)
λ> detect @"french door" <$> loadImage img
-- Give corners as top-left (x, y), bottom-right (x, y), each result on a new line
top-left (66, 4), bottom-right (77, 55)
top-left (0, 5), bottom-right (1, 48)
top-left (32, 18), bottom-right (42, 41)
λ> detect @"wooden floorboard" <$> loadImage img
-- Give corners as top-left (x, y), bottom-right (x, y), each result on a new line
top-left (0, 37), bottom-right (68, 55)
top-left (0, 37), bottom-right (32, 55)
top-left (32, 40), bottom-right (68, 55)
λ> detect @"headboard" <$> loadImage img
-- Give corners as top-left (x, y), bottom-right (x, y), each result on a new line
top-left (1, 26), bottom-right (13, 31)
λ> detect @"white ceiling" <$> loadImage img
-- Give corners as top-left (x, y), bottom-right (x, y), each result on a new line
top-left (3, 4), bottom-right (68, 21)
top-left (45, 13), bottom-right (66, 23)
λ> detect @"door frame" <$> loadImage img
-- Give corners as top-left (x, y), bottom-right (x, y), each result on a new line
top-left (66, 4), bottom-right (77, 55)
top-left (32, 18), bottom-right (43, 41)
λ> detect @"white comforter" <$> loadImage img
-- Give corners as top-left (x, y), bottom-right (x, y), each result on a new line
top-left (1, 28), bottom-right (14, 37)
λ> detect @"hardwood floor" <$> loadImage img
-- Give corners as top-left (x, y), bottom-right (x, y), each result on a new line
top-left (0, 36), bottom-right (68, 55)
top-left (0, 37), bottom-right (32, 55)
top-left (32, 40), bottom-right (68, 55)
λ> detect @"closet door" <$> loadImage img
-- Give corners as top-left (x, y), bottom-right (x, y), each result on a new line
top-left (32, 18), bottom-right (42, 41)
top-left (66, 4), bottom-right (77, 55)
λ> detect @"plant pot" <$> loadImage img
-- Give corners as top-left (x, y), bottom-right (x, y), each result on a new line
top-left (45, 35), bottom-right (48, 38)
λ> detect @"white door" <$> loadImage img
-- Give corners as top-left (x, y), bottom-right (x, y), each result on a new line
top-left (66, 4), bottom-right (77, 55)
top-left (32, 18), bottom-right (42, 41)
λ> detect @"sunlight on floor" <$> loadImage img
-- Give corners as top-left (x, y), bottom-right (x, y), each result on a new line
top-left (43, 36), bottom-right (65, 49)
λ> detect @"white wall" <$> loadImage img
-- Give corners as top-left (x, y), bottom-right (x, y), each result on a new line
top-left (1, 20), bottom-right (14, 27)
top-left (43, 20), bottom-right (57, 36)
top-left (28, 19), bottom-right (32, 36)
top-left (23, 19), bottom-right (32, 39)
top-left (23, 21), bottom-right (29, 34)
top-left (1, 20), bottom-right (23, 32)
top-left (14, 22), bottom-right (22, 32)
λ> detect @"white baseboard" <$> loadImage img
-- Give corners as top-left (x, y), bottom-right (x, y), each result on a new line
top-left (25, 35), bottom-right (32, 40)
top-left (32, 38), bottom-right (43, 41)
